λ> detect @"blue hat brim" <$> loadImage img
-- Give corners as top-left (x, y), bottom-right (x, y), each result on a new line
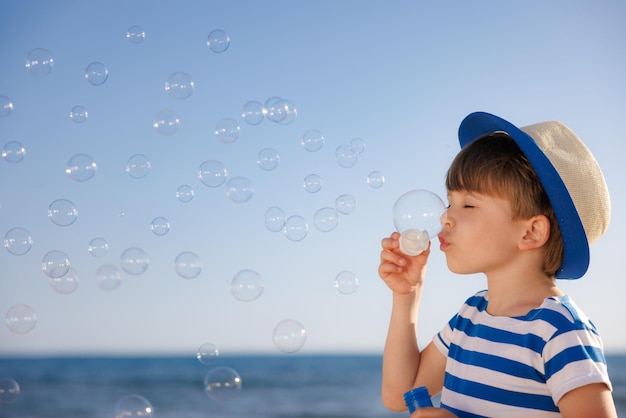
top-left (457, 112), bottom-right (589, 279)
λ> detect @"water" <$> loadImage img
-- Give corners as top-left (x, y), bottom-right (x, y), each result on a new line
top-left (0, 354), bottom-right (625, 417)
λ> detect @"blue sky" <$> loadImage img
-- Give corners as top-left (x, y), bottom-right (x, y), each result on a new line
top-left (1, 1), bottom-right (625, 356)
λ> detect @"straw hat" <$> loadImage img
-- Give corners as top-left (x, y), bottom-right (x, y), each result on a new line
top-left (458, 111), bottom-right (611, 279)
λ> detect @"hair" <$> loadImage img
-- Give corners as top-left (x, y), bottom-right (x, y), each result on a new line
top-left (445, 133), bottom-right (564, 277)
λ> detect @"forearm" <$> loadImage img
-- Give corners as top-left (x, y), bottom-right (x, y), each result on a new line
top-left (382, 287), bottom-right (423, 411)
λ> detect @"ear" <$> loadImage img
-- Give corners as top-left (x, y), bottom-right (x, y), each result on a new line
top-left (518, 215), bottom-right (550, 250)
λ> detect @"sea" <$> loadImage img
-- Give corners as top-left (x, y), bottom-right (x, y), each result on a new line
top-left (0, 354), bottom-right (625, 418)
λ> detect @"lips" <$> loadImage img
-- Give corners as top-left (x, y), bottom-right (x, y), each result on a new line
top-left (438, 235), bottom-right (449, 251)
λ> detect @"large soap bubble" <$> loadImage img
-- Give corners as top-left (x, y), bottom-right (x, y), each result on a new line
top-left (25, 48), bottom-right (54, 78)
top-left (48, 267), bottom-right (80, 294)
top-left (204, 367), bottom-right (242, 401)
top-left (150, 217), bottom-right (170, 236)
top-left (115, 394), bottom-right (154, 418)
top-left (4, 227), bottom-right (33, 256)
top-left (303, 174), bottom-right (322, 193)
top-left (272, 319), bottom-right (307, 353)
top-left (367, 171), bottom-right (385, 189)
top-left (5, 304), bottom-right (37, 334)
top-left (231, 269), bottom-right (264, 302)
top-left (392, 189), bottom-right (446, 256)
top-left (335, 144), bottom-right (357, 168)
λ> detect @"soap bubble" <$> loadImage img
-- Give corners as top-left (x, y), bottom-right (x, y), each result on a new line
top-left (96, 264), bottom-right (122, 290)
top-left (198, 160), bottom-right (227, 187)
top-left (204, 367), bottom-right (242, 401)
top-left (231, 269), bottom-right (264, 302)
top-left (5, 304), bottom-right (37, 334)
top-left (197, 343), bottom-right (219, 365)
top-left (48, 199), bottom-right (78, 227)
top-left (303, 174), bottom-right (322, 193)
top-left (266, 99), bottom-right (297, 125)
top-left (42, 250), bottom-right (70, 278)
top-left (257, 147), bottom-right (280, 171)
top-left (313, 207), bottom-right (339, 232)
top-left (150, 217), bottom-right (170, 236)
top-left (226, 177), bottom-right (254, 203)
top-left (0, 378), bottom-right (20, 403)
top-left (350, 137), bottom-right (366, 154)
top-left (154, 109), bottom-right (180, 135)
top-left (0, 96), bottom-right (14, 118)
top-left (3, 227), bottom-right (33, 256)
top-left (69, 105), bottom-right (88, 123)
top-left (336, 144), bottom-right (357, 168)
top-left (335, 194), bottom-right (356, 215)
top-left (207, 29), bottom-right (230, 53)
top-left (25, 48), bottom-right (54, 78)
top-left (84, 61), bottom-right (108, 86)
top-left (126, 25), bottom-right (146, 44)
top-left (176, 184), bottom-right (194, 202)
top-left (241, 100), bottom-right (264, 125)
top-left (215, 118), bottom-right (240, 144)
top-left (115, 394), bottom-right (154, 418)
top-left (393, 189), bottom-right (446, 256)
top-left (66, 153), bottom-right (97, 182)
top-left (49, 267), bottom-right (79, 294)
top-left (367, 171), bottom-right (385, 189)
top-left (334, 270), bottom-right (359, 295)
top-left (284, 215), bottom-right (308, 242)
top-left (88, 237), bottom-right (109, 257)
top-left (175, 251), bottom-right (202, 279)
top-left (125, 154), bottom-right (151, 179)
top-left (165, 71), bottom-right (194, 99)
top-left (272, 319), bottom-right (306, 353)
top-left (120, 247), bottom-right (149, 275)
top-left (2, 141), bottom-right (26, 163)
top-left (301, 129), bottom-right (324, 152)
top-left (264, 206), bottom-right (285, 232)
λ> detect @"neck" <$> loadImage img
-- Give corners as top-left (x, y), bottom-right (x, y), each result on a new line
top-left (485, 271), bottom-right (563, 317)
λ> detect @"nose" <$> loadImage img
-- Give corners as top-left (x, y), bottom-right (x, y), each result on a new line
top-left (440, 209), bottom-right (451, 228)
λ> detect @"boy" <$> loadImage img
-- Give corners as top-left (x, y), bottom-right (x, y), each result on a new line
top-left (378, 112), bottom-right (616, 417)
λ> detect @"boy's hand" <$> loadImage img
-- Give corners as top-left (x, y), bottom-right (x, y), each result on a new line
top-left (378, 231), bottom-right (430, 294)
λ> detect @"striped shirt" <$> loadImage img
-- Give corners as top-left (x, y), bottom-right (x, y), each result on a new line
top-left (433, 290), bottom-right (611, 417)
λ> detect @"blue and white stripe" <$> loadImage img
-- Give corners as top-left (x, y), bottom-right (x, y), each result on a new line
top-left (433, 290), bottom-right (611, 417)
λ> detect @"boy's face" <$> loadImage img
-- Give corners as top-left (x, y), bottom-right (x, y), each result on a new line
top-left (438, 190), bottom-right (530, 276)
